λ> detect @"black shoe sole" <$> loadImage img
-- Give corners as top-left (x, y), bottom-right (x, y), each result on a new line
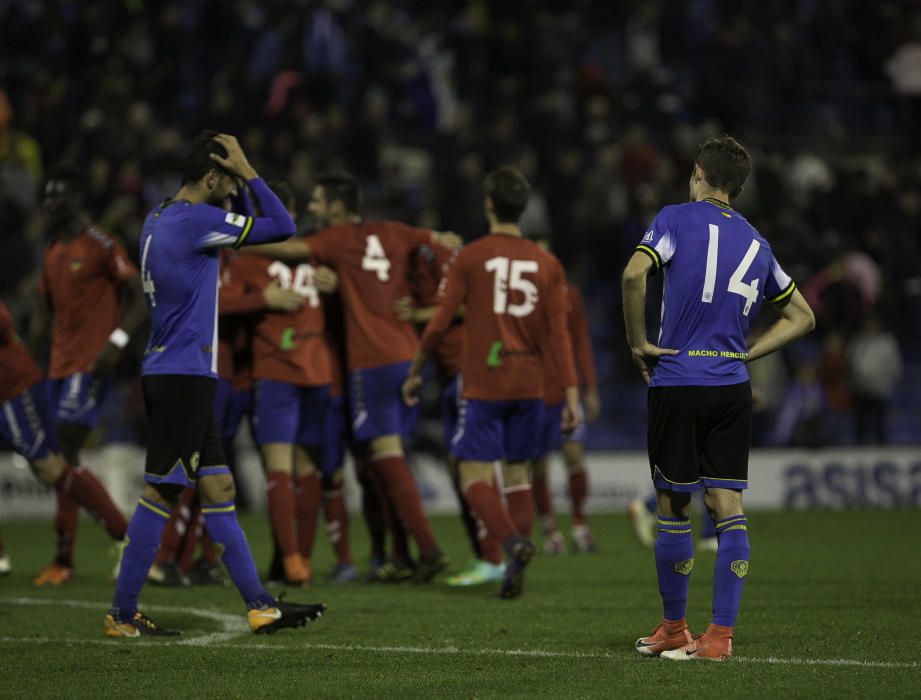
top-left (254, 603), bottom-right (326, 635)
top-left (499, 542), bottom-right (535, 599)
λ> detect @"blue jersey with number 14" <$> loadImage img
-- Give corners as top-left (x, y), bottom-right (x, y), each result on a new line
top-left (636, 198), bottom-right (795, 387)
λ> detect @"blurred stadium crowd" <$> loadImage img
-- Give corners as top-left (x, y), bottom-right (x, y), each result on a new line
top-left (0, 0), bottom-right (918, 448)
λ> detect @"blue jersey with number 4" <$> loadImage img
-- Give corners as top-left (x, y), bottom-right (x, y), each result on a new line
top-left (139, 177), bottom-right (295, 378)
top-left (636, 198), bottom-right (795, 387)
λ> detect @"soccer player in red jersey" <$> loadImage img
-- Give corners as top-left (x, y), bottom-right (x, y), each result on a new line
top-left (403, 166), bottom-right (580, 598)
top-left (27, 164), bottom-right (146, 586)
top-left (253, 173), bottom-right (459, 581)
top-left (530, 237), bottom-right (602, 555)
top-left (400, 245), bottom-right (506, 587)
top-left (0, 301), bottom-right (129, 563)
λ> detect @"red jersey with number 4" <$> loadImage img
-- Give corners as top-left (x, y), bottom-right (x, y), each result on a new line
top-left (544, 283), bottom-right (597, 404)
top-left (224, 254), bottom-right (331, 387)
top-left (39, 226), bottom-right (138, 378)
top-left (420, 234), bottom-right (576, 401)
top-left (0, 302), bottom-right (42, 403)
top-left (308, 221), bottom-right (433, 371)
top-left (412, 244), bottom-right (464, 380)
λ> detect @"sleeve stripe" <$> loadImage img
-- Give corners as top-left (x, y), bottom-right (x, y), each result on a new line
top-left (767, 281), bottom-right (796, 304)
top-left (635, 244), bottom-right (662, 269)
top-left (232, 217), bottom-right (254, 249)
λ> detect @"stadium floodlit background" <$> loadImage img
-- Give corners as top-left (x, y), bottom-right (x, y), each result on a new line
top-left (1, 0), bottom-right (918, 451)
top-left (1, 3), bottom-right (920, 697)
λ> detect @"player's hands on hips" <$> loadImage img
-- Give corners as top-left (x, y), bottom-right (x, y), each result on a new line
top-left (583, 387), bottom-right (602, 423)
top-left (313, 266), bottom-right (338, 294)
top-left (393, 296), bottom-right (415, 322)
top-left (262, 281), bottom-right (304, 311)
top-left (91, 342), bottom-right (120, 377)
top-left (630, 342), bottom-right (679, 384)
top-left (401, 374), bottom-right (422, 406)
top-left (210, 134), bottom-right (258, 181)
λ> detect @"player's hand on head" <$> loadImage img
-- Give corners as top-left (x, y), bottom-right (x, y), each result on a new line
top-left (262, 281), bottom-right (304, 311)
top-left (313, 266), bottom-right (338, 294)
top-left (401, 374), bottom-right (422, 406)
top-left (393, 296), bottom-right (415, 322)
top-left (210, 134), bottom-right (258, 181)
top-left (584, 388), bottom-right (602, 423)
top-left (630, 342), bottom-right (679, 384)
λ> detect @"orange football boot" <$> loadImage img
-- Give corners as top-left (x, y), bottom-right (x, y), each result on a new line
top-left (661, 623), bottom-right (733, 661)
top-left (635, 618), bottom-right (695, 656)
top-left (32, 563), bottom-right (74, 587)
top-left (282, 554), bottom-right (311, 585)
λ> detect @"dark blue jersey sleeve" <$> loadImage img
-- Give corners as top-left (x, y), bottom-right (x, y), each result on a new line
top-left (195, 178), bottom-right (295, 251)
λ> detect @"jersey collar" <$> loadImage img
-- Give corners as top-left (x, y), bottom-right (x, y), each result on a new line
top-left (703, 197), bottom-right (733, 211)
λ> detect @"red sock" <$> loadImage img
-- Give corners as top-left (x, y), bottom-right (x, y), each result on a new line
top-left (478, 480), bottom-right (504, 564)
top-left (56, 465), bottom-right (127, 542)
top-left (532, 473), bottom-right (558, 533)
top-left (568, 468), bottom-right (589, 526)
top-left (371, 454), bottom-right (437, 557)
top-left (52, 490), bottom-right (80, 567)
top-left (323, 487), bottom-right (352, 565)
top-left (372, 473), bottom-right (410, 562)
top-left (200, 531), bottom-right (217, 564)
top-left (178, 504), bottom-right (202, 572)
top-left (294, 473), bottom-right (322, 559)
top-left (505, 485), bottom-right (534, 538)
top-left (155, 487), bottom-right (196, 566)
top-left (359, 467), bottom-right (387, 561)
top-left (464, 479), bottom-right (518, 545)
top-left (266, 471), bottom-right (298, 557)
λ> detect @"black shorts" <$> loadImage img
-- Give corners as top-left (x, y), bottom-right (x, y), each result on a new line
top-left (142, 375), bottom-right (228, 488)
top-left (647, 381), bottom-right (751, 492)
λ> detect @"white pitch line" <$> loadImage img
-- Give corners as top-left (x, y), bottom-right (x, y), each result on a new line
top-left (1, 598), bottom-right (918, 670)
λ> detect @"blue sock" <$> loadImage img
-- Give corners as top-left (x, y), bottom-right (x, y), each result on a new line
top-left (202, 502), bottom-right (275, 609)
top-left (712, 515), bottom-right (750, 627)
top-left (111, 497), bottom-right (170, 620)
top-left (654, 514), bottom-right (694, 622)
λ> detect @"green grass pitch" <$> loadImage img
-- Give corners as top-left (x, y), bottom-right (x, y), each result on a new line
top-left (0, 510), bottom-right (918, 698)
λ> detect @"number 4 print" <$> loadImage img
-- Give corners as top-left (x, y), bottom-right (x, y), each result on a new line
top-left (362, 235), bottom-right (391, 282)
top-left (701, 224), bottom-right (760, 316)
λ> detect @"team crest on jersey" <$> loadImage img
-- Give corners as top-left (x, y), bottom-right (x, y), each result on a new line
top-left (673, 558), bottom-right (695, 576)
top-left (69, 258), bottom-right (83, 272)
top-left (730, 560), bottom-right (749, 579)
top-left (641, 230), bottom-right (654, 243)
top-left (190, 452), bottom-right (200, 470)
top-left (225, 212), bottom-right (246, 228)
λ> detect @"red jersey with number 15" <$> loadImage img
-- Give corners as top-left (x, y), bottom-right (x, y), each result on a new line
top-left (308, 221), bottom-right (434, 371)
top-left (0, 301), bottom-right (42, 403)
top-left (420, 234), bottom-right (576, 401)
top-left (39, 226), bottom-right (138, 378)
top-left (223, 254), bottom-right (331, 387)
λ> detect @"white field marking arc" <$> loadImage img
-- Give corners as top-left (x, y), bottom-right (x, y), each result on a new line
top-left (1, 598), bottom-right (918, 670)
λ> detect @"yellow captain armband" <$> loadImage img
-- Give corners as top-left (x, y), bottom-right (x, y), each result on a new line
top-left (767, 281), bottom-right (796, 304)
top-left (635, 245), bottom-right (662, 270)
top-left (232, 217), bottom-right (254, 249)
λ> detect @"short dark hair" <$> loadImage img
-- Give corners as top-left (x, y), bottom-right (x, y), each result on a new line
top-left (46, 162), bottom-right (85, 195)
top-left (484, 166), bottom-right (531, 223)
top-left (181, 130), bottom-right (229, 185)
top-left (268, 180), bottom-right (296, 210)
top-left (316, 173), bottom-right (361, 213)
top-left (695, 136), bottom-right (751, 199)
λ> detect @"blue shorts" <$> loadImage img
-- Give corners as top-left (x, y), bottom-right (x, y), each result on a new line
top-left (349, 361), bottom-right (419, 443)
top-left (253, 379), bottom-right (329, 447)
top-left (0, 382), bottom-right (59, 461)
top-left (50, 373), bottom-right (108, 427)
top-left (537, 401), bottom-right (586, 456)
top-left (441, 376), bottom-right (461, 456)
top-left (213, 378), bottom-right (253, 445)
top-left (451, 397), bottom-right (543, 463)
top-left (320, 394), bottom-right (346, 476)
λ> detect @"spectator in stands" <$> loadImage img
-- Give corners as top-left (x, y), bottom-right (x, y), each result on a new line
top-left (847, 317), bottom-right (903, 445)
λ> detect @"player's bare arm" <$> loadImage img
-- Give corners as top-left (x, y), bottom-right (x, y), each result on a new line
top-left (431, 231), bottom-right (462, 250)
top-left (622, 251), bottom-right (678, 384)
top-left (745, 289), bottom-right (815, 363)
top-left (401, 351), bottom-right (427, 406)
top-left (92, 276), bottom-right (147, 376)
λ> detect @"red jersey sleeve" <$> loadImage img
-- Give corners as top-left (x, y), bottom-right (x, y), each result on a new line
top-left (420, 250), bottom-right (467, 356)
top-left (107, 239), bottom-right (139, 283)
top-left (220, 255), bottom-right (267, 315)
top-left (567, 285), bottom-right (597, 388)
top-left (544, 257), bottom-right (578, 390)
top-left (306, 228), bottom-right (340, 266)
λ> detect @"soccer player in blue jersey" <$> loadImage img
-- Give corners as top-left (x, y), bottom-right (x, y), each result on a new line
top-left (623, 136), bottom-right (814, 661)
top-left (104, 132), bottom-right (326, 637)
